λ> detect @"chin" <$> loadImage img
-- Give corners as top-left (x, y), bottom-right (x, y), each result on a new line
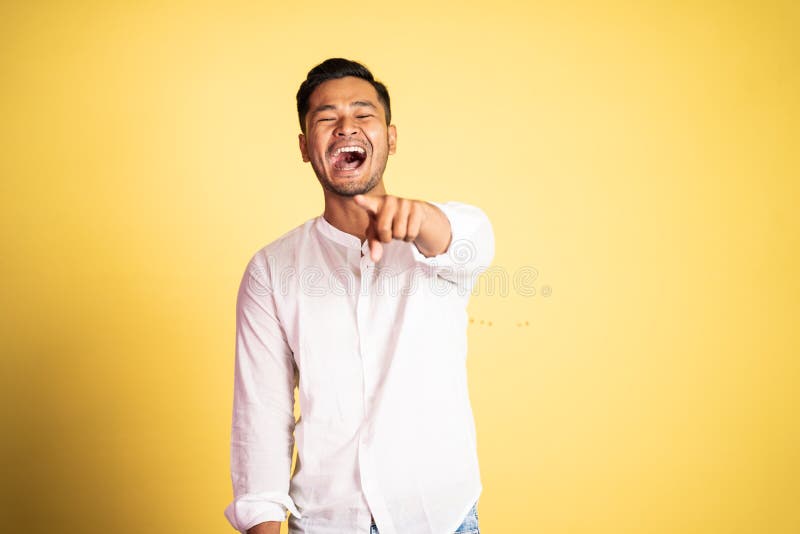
top-left (324, 172), bottom-right (380, 197)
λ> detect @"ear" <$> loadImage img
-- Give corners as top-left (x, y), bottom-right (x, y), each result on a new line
top-left (387, 124), bottom-right (397, 155)
top-left (298, 133), bottom-right (311, 162)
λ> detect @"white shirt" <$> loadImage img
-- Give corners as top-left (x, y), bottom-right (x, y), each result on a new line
top-left (224, 201), bottom-right (495, 534)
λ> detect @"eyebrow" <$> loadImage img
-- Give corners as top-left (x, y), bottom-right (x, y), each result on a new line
top-left (311, 101), bottom-right (378, 115)
top-left (351, 101), bottom-right (377, 110)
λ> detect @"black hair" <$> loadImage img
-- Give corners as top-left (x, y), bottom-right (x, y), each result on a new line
top-left (296, 58), bottom-right (391, 133)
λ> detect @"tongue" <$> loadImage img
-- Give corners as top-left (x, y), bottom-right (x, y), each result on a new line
top-left (334, 152), bottom-right (364, 170)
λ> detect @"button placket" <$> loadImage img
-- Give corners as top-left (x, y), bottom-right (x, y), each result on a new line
top-left (356, 246), bottom-right (383, 530)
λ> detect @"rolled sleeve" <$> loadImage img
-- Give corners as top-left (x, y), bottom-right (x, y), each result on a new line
top-left (224, 255), bottom-right (302, 532)
top-left (411, 201), bottom-right (495, 293)
top-left (224, 491), bottom-right (302, 532)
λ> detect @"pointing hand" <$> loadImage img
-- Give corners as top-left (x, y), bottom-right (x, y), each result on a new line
top-left (352, 194), bottom-right (428, 263)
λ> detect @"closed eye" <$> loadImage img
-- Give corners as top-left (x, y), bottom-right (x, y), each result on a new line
top-left (356, 115), bottom-right (373, 119)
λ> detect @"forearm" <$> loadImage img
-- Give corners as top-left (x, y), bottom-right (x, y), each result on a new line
top-left (247, 520), bottom-right (282, 534)
top-left (414, 201), bottom-right (452, 257)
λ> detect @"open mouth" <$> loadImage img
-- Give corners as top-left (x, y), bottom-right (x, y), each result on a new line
top-left (330, 145), bottom-right (367, 172)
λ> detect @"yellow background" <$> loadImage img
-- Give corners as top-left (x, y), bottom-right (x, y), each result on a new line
top-left (1, 1), bottom-right (797, 533)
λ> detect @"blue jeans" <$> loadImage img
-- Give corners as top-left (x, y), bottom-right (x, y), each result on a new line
top-left (370, 502), bottom-right (479, 534)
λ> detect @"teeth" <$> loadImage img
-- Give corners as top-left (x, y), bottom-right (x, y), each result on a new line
top-left (332, 146), bottom-right (366, 157)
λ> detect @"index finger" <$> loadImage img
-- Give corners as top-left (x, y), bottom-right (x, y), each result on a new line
top-left (353, 194), bottom-right (383, 216)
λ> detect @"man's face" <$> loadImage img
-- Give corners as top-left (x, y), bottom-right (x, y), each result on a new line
top-left (299, 76), bottom-right (397, 197)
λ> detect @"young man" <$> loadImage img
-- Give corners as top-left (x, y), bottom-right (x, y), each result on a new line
top-left (224, 58), bottom-right (494, 534)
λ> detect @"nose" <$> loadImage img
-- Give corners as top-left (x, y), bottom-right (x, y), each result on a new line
top-left (334, 116), bottom-right (358, 137)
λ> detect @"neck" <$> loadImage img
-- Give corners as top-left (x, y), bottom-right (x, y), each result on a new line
top-left (322, 181), bottom-right (386, 242)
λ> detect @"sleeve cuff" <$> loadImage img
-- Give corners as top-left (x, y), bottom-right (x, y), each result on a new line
top-left (410, 201), bottom-right (494, 291)
top-left (224, 491), bottom-right (302, 532)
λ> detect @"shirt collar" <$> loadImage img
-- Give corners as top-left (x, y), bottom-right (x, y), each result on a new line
top-left (315, 214), bottom-right (371, 255)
